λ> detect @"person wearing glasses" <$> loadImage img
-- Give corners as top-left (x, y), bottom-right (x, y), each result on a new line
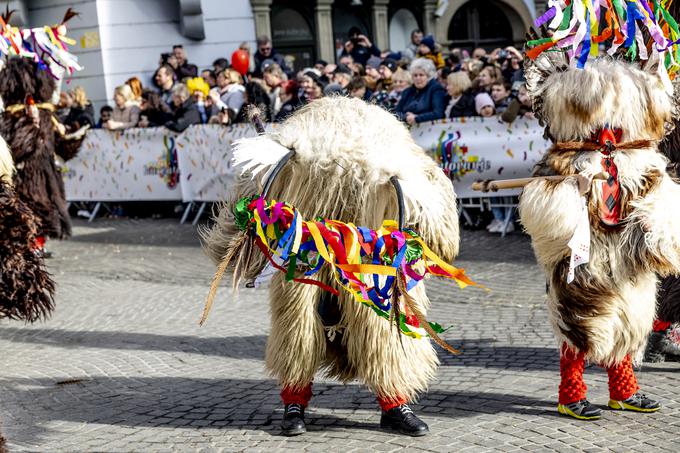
top-left (253, 35), bottom-right (292, 79)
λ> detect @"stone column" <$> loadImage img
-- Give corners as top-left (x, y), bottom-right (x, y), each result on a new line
top-left (250, 0), bottom-right (273, 40)
top-left (315, 0), bottom-right (336, 63)
top-left (423, 0), bottom-right (438, 36)
top-left (372, 0), bottom-right (390, 51)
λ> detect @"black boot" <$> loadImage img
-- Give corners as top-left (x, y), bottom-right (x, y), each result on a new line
top-left (281, 403), bottom-right (306, 436)
top-left (380, 404), bottom-right (429, 437)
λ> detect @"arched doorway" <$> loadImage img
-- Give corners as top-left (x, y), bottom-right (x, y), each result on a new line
top-left (271, 6), bottom-right (315, 71)
top-left (389, 8), bottom-right (419, 52)
top-left (448, 0), bottom-right (515, 49)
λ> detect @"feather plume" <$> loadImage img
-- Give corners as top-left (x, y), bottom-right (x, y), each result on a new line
top-left (61, 8), bottom-right (79, 24)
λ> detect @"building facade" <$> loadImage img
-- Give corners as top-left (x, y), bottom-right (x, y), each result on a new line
top-left (10, 0), bottom-right (544, 110)
top-left (252, 0), bottom-right (544, 68)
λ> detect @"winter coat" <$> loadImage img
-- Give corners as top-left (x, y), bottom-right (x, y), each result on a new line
top-left (420, 52), bottom-right (446, 70)
top-left (395, 79), bottom-right (446, 123)
top-left (64, 103), bottom-right (95, 131)
top-left (445, 91), bottom-right (477, 118)
top-left (274, 96), bottom-right (302, 122)
top-left (164, 98), bottom-right (202, 132)
top-left (110, 103), bottom-right (141, 129)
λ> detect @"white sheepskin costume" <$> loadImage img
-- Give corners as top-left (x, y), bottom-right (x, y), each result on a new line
top-left (202, 96), bottom-right (459, 402)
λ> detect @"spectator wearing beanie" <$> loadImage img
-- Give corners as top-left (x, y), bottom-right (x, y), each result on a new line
top-left (417, 35), bottom-right (445, 69)
top-left (395, 58), bottom-right (446, 125)
top-left (364, 56), bottom-right (382, 92)
top-left (377, 58), bottom-right (398, 91)
top-left (475, 92), bottom-right (496, 118)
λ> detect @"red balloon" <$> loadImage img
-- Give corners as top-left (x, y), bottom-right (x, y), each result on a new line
top-left (231, 49), bottom-right (250, 76)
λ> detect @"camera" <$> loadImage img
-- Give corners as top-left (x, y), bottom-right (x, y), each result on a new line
top-left (498, 50), bottom-right (509, 60)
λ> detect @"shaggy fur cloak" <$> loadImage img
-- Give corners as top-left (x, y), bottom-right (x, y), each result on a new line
top-left (0, 58), bottom-right (83, 239)
top-left (202, 96), bottom-right (459, 400)
top-left (519, 56), bottom-right (680, 365)
top-left (0, 136), bottom-right (55, 321)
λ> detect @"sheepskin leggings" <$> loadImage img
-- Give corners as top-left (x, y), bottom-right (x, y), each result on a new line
top-left (280, 384), bottom-right (407, 411)
top-left (559, 343), bottom-right (639, 404)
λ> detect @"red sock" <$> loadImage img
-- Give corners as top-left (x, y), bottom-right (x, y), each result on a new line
top-left (607, 355), bottom-right (639, 401)
top-left (377, 394), bottom-right (408, 411)
top-left (653, 319), bottom-right (671, 332)
top-left (559, 343), bottom-right (587, 404)
top-left (280, 383), bottom-right (313, 407)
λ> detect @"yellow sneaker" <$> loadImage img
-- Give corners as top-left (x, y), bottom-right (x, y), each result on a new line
top-left (608, 393), bottom-right (661, 412)
top-left (557, 400), bottom-right (603, 420)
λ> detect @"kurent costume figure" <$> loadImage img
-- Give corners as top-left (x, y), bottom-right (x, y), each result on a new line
top-left (202, 97), bottom-right (467, 436)
top-left (0, 10), bottom-right (84, 252)
top-left (0, 135), bottom-right (55, 322)
top-left (0, 57), bottom-right (83, 247)
top-left (643, 1), bottom-right (680, 364)
top-left (519, 1), bottom-right (680, 421)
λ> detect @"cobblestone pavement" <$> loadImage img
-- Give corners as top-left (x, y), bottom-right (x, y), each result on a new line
top-left (1, 219), bottom-right (679, 452)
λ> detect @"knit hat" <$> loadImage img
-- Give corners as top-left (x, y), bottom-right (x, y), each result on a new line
top-left (366, 56), bottom-right (382, 70)
top-left (334, 63), bottom-right (353, 75)
top-left (475, 92), bottom-right (495, 115)
top-left (304, 70), bottom-right (327, 90)
top-left (380, 58), bottom-right (398, 72)
top-left (421, 35), bottom-right (436, 53)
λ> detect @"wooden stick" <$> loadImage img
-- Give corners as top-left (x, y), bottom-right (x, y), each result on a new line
top-left (471, 173), bottom-right (607, 192)
top-left (471, 175), bottom-right (568, 192)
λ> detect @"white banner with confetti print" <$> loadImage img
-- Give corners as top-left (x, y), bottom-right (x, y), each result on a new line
top-left (176, 124), bottom-right (261, 203)
top-left (410, 117), bottom-right (551, 198)
top-left (63, 128), bottom-right (182, 201)
top-left (64, 118), bottom-right (550, 202)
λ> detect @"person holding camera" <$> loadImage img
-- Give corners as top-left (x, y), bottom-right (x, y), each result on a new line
top-left (340, 26), bottom-right (381, 66)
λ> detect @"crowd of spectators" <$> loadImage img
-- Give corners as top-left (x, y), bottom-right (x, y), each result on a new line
top-left (69, 30), bottom-right (534, 133)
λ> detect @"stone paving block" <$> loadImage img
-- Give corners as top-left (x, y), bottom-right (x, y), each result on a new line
top-left (0, 221), bottom-right (678, 451)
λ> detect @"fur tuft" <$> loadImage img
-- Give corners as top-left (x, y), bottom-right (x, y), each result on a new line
top-left (0, 180), bottom-right (55, 321)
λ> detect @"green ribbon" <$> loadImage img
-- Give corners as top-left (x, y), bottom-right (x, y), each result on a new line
top-left (404, 239), bottom-right (424, 263)
top-left (233, 196), bottom-right (255, 231)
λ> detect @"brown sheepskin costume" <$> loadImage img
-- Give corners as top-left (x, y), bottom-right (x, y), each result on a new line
top-left (0, 57), bottom-right (83, 239)
top-left (0, 136), bottom-right (55, 321)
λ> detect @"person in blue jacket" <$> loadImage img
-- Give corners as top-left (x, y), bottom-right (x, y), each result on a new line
top-left (395, 58), bottom-right (446, 125)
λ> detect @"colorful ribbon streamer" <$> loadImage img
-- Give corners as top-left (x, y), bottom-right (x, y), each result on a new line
top-left (233, 196), bottom-right (479, 339)
top-left (0, 18), bottom-right (82, 79)
top-left (528, 1), bottom-right (680, 77)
